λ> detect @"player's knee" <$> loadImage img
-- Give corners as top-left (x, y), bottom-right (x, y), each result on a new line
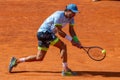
top-left (60, 43), bottom-right (67, 58)
top-left (36, 54), bottom-right (44, 61)
top-left (60, 43), bottom-right (67, 50)
top-left (36, 57), bottom-right (44, 61)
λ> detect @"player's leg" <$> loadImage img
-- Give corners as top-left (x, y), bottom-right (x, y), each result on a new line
top-left (9, 47), bottom-right (48, 73)
top-left (17, 50), bottom-right (47, 63)
top-left (51, 37), bottom-right (76, 76)
top-left (8, 32), bottom-right (50, 72)
top-left (9, 49), bottom-right (47, 73)
top-left (50, 38), bottom-right (71, 70)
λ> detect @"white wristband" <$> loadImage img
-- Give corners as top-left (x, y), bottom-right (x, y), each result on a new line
top-left (65, 35), bottom-right (72, 41)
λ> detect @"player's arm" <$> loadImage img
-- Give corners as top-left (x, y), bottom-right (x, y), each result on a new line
top-left (55, 25), bottom-right (67, 37)
top-left (69, 24), bottom-right (79, 42)
top-left (54, 16), bottom-right (72, 41)
top-left (55, 24), bottom-right (73, 41)
top-left (69, 18), bottom-right (81, 43)
top-left (69, 24), bottom-right (82, 47)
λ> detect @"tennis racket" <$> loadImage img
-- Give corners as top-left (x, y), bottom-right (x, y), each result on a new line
top-left (80, 46), bottom-right (106, 61)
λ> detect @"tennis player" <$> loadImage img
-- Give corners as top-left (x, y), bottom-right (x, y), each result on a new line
top-left (9, 3), bottom-right (82, 76)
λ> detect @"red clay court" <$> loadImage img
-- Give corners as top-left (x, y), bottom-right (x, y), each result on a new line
top-left (0, 0), bottom-right (120, 80)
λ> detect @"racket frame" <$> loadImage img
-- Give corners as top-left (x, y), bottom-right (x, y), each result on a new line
top-left (81, 46), bottom-right (106, 61)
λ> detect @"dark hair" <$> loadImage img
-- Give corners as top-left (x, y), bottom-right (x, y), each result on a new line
top-left (64, 6), bottom-right (67, 11)
top-left (64, 9), bottom-right (72, 12)
top-left (64, 6), bottom-right (73, 12)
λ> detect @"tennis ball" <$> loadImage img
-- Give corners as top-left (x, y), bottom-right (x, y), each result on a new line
top-left (102, 49), bottom-right (106, 54)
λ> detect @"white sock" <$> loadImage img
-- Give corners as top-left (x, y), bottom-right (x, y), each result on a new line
top-left (19, 58), bottom-right (26, 62)
top-left (62, 62), bottom-right (68, 69)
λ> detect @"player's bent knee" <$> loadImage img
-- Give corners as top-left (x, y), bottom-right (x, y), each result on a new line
top-left (60, 43), bottom-right (67, 50)
top-left (36, 57), bottom-right (44, 61)
top-left (60, 43), bottom-right (67, 58)
top-left (36, 54), bottom-right (45, 61)
top-left (37, 47), bottom-right (47, 61)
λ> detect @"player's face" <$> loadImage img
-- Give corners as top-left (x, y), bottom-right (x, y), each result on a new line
top-left (65, 10), bottom-right (76, 18)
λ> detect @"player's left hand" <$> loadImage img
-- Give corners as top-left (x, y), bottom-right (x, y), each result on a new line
top-left (71, 40), bottom-right (82, 48)
top-left (76, 42), bottom-right (83, 48)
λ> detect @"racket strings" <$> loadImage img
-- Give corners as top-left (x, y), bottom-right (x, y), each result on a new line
top-left (89, 48), bottom-right (104, 60)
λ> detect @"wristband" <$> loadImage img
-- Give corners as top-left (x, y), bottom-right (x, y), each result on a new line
top-left (73, 36), bottom-right (79, 42)
top-left (65, 35), bottom-right (72, 41)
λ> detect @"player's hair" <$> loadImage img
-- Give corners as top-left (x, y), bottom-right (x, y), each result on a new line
top-left (64, 6), bottom-right (71, 12)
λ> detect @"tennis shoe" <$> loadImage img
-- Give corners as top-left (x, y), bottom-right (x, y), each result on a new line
top-left (9, 57), bottom-right (17, 73)
top-left (62, 69), bottom-right (77, 76)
